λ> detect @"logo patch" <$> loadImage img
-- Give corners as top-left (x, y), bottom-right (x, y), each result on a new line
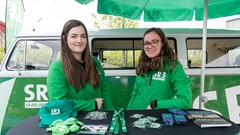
top-left (152, 72), bottom-right (166, 81)
top-left (51, 108), bottom-right (61, 115)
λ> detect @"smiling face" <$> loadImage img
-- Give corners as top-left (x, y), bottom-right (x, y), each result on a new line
top-left (143, 31), bottom-right (162, 58)
top-left (67, 25), bottom-right (87, 60)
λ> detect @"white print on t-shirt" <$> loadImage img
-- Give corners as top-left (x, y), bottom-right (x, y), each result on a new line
top-left (152, 72), bottom-right (166, 81)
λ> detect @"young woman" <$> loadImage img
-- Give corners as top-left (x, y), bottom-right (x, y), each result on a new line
top-left (128, 28), bottom-right (192, 110)
top-left (47, 19), bottom-right (113, 111)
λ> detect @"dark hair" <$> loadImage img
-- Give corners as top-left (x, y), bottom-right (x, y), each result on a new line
top-left (136, 28), bottom-right (176, 75)
top-left (61, 19), bottom-right (99, 90)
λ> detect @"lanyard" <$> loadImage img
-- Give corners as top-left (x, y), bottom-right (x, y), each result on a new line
top-left (108, 110), bottom-right (120, 134)
top-left (108, 108), bottom-right (127, 134)
top-left (119, 111), bottom-right (127, 133)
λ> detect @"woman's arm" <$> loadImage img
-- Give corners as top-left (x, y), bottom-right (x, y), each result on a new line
top-left (156, 62), bottom-right (192, 109)
top-left (47, 60), bottom-right (96, 111)
top-left (93, 57), bottom-right (113, 110)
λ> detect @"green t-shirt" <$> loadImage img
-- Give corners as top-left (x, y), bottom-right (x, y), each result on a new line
top-left (47, 57), bottom-right (113, 111)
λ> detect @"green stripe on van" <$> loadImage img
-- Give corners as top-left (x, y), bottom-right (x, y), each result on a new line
top-left (0, 78), bottom-right (15, 135)
top-left (0, 78), bottom-right (13, 84)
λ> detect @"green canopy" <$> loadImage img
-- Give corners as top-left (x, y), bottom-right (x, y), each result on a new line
top-left (75, 0), bottom-right (94, 5)
top-left (95, 0), bottom-right (240, 21)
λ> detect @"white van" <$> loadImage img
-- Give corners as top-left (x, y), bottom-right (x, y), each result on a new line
top-left (0, 28), bottom-right (240, 134)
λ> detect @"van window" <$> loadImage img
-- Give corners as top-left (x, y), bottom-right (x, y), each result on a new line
top-left (7, 40), bottom-right (60, 70)
top-left (187, 38), bottom-right (240, 68)
top-left (92, 38), bottom-right (176, 69)
top-left (7, 41), bottom-right (25, 70)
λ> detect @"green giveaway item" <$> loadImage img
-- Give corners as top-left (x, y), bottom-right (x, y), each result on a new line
top-left (108, 108), bottom-right (127, 134)
top-left (39, 99), bottom-right (78, 128)
top-left (46, 117), bottom-right (81, 135)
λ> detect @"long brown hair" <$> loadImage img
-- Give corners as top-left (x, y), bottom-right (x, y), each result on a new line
top-left (137, 28), bottom-right (176, 75)
top-left (61, 19), bottom-right (99, 90)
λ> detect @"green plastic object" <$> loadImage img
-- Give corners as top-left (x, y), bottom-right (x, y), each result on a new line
top-left (46, 117), bottom-right (82, 135)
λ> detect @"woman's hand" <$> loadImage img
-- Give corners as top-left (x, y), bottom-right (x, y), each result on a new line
top-left (147, 105), bottom-right (152, 110)
top-left (95, 98), bottom-right (104, 110)
top-left (147, 100), bottom-right (157, 110)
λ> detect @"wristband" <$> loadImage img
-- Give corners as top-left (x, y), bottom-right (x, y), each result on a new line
top-left (168, 108), bottom-right (187, 115)
top-left (173, 114), bottom-right (187, 124)
top-left (150, 100), bottom-right (157, 109)
top-left (162, 113), bottom-right (174, 126)
top-left (94, 101), bottom-right (98, 110)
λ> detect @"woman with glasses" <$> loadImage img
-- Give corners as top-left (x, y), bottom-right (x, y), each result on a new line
top-left (128, 28), bottom-right (192, 110)
top-left (47, 19), bottom-right (113, 111)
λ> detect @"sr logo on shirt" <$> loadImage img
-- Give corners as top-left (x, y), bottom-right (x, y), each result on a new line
top-left (152, 72), bottom-right (166, 81)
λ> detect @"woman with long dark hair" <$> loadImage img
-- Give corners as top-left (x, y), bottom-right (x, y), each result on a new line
top-left (128, 28), bottom-right (192, 110)
top-left (47, 19), bottom-right (113, 111)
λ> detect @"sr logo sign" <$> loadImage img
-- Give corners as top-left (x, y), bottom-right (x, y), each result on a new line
top-left (24, 84), bottom-right (48, 108)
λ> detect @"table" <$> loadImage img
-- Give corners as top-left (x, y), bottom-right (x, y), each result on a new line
top-left (6, 109), bottom-right (240, 135)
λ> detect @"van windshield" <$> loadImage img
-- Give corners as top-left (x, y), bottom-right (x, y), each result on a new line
top-left (7, 39), bottom-right (60, 71)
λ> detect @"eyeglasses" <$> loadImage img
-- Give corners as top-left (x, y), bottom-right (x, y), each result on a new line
top-left (143, 39), bottom-right (161, 47)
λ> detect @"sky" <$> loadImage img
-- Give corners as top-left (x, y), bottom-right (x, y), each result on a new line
top-left (1, 0), bottom-right (240, 33)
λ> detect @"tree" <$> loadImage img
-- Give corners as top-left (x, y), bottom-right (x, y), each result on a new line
top-left (91, 14), bottom-right (139, 28)
top-left (0, 47), bottom-right (4, 63)
top-left (0, 32), bottom-right (5, 64)
top-left (91, 14), bottom-right (140, 68)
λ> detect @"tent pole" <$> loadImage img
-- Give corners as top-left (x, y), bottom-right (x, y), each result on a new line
top-left (199, 0), bottom-right (208, 109)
